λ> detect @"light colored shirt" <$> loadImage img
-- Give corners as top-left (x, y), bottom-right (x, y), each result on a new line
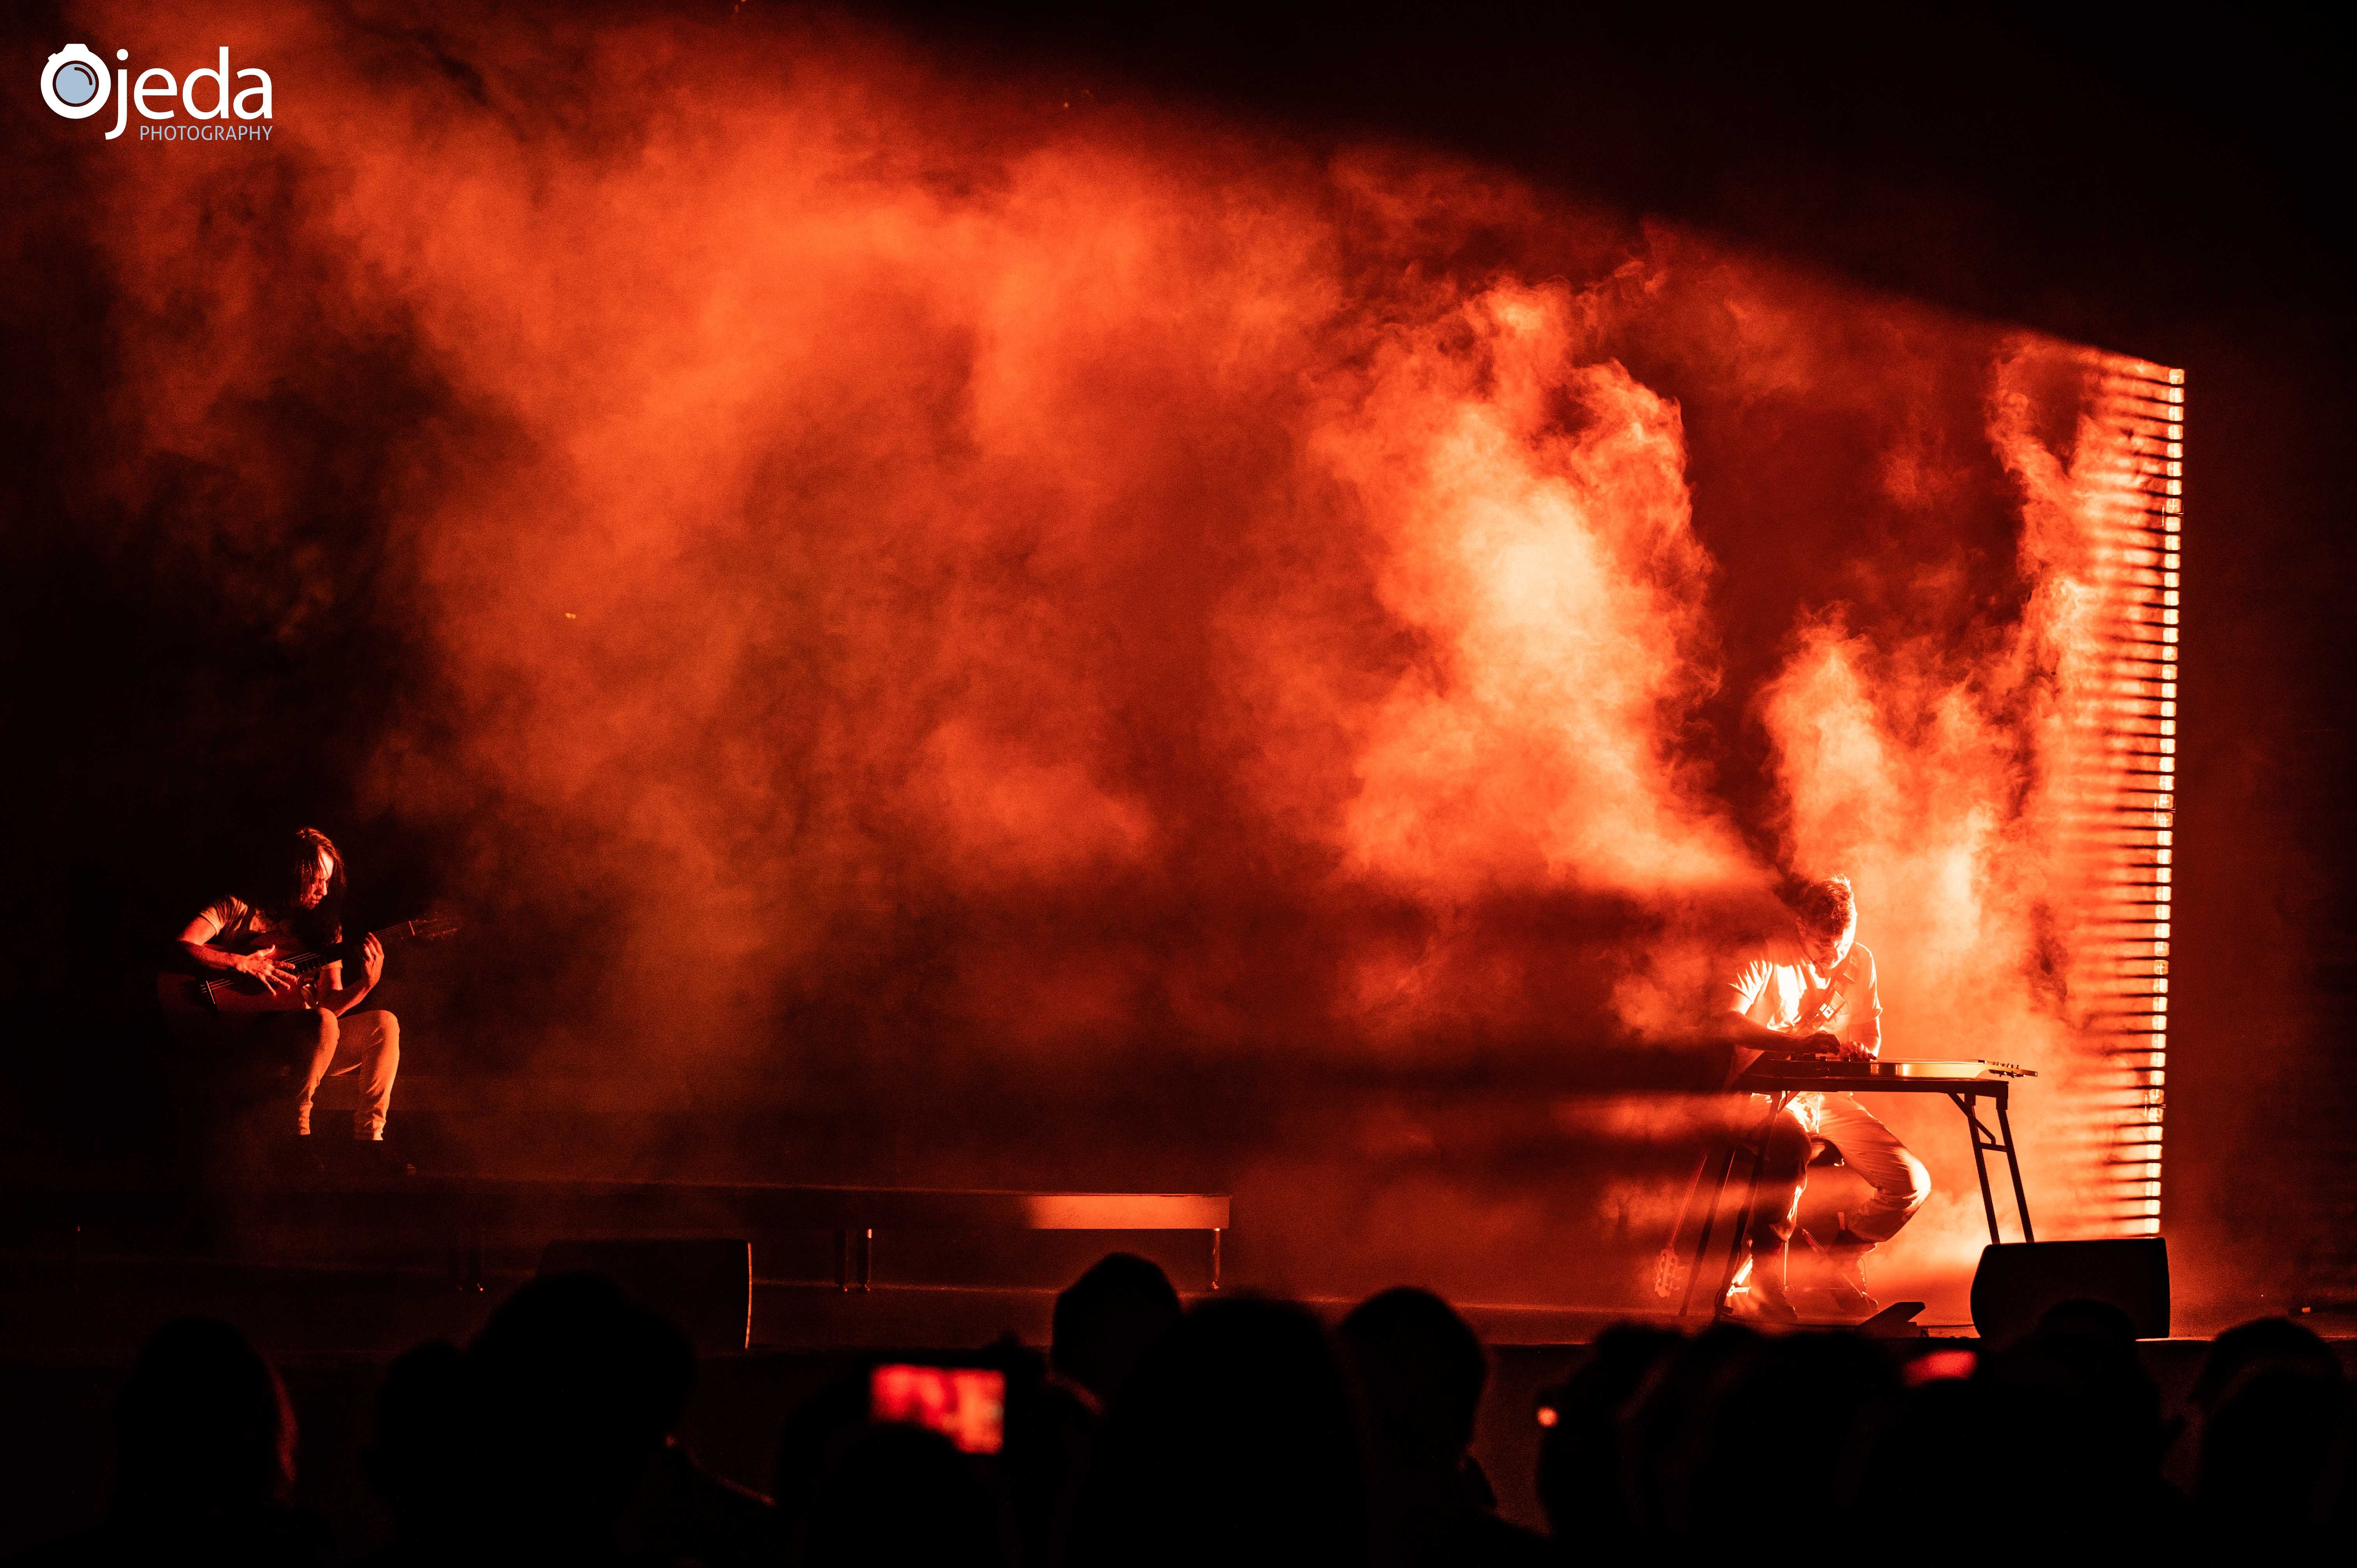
top-left (189, 896), bottom-right (345, 995)
top-left (194, 894), bottom-right (317, 955)
top-left (1726, 931), bottom-right (1882, 1052)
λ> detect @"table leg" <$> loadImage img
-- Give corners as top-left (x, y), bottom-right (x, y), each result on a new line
top-left (1210, 1228), bottom-right (1223, 1291)
top-left (1710, 1093), bottom-right (1786, 1315)
top-left (447, 1206), bottom-right (484, 1293)
top-left (1678, 1141), bottom-right (1740, 1317)
top-left (1996, 1097), bottom-right (2036, 1243)
top-left (1715, 1144), bottom-right (1762, 1311)
top-left (834, 1229), bottom-right (877, 1292)
top-left (1952, 1091), bottom-right (2002, 1245)
top-left (1656, 1146), bottom-right (1715, 1301)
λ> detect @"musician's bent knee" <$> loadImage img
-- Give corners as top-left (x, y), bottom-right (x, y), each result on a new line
top-left (1897, 1150), bottom-right (1932, 1211)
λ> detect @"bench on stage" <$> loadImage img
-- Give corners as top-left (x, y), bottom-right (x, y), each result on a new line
top-left (259, 1082), bottom-right (1233, 1293)
top-left (228, 1178), bottom-right (1232, 1293)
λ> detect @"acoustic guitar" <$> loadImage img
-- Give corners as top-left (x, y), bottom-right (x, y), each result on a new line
top-left (155, 913), bottom-right (459, 1023)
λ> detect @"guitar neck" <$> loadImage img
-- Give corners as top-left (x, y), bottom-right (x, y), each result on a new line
top-left (250, 919), bottom-right (420, 977)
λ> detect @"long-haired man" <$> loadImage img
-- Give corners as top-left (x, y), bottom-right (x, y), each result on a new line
top-left (172, 827), bottom-right (401, 1152)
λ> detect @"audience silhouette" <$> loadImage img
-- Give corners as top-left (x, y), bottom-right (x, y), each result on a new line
top-left (2189, 1316), bottom-right (2350, 1546)
top-left (1535, 1322), bottom-right (1679, 1549)
top-left (461, 1271), bottom-right (704, 1563)
top-left (8, 1263), bottom-right (2353, 1565)
top-left (800, 1420), bottom-right (1016, 1566)
top-left (10, 1316), bottom-right (330, 1567)
top-left (1339, 1287), bottom-right (1550, 1566)
top-left (356, 1341), bottom-right (472, 1566)
top-left (1050, 1252), bottom-right (1182, 1411)
top-left (1064, 1296), bottom-right (1378, 1567)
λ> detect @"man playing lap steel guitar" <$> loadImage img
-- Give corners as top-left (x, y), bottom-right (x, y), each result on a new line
top-left (166, 827), bottom-right (403, 1160)
top-left (1721, 874), bottom-right (1931, 1321)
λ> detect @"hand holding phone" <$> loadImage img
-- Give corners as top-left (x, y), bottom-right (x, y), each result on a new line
top-left (869, 1363), bottom-right (1006, 1454)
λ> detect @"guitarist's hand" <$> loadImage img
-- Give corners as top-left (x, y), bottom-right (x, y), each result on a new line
top-left (358, 934), bottom-right (385, 991)
top-left (237, 952), bottom-right (300, 994)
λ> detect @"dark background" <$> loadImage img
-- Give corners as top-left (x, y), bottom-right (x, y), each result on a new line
top-left (4, 2), bottom-right (2349, 1307)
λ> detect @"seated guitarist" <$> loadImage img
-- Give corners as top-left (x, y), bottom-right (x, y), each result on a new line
top-left (1721, 874), bottom-right (1930, 1320)
top-left (172, 827), bottom-right (400, 1151)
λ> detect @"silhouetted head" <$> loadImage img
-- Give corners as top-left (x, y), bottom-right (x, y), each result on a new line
top-left (2190, 1317), bottom-right (2342, 1415)
top-left (2198, 1365), bottom-right (2350, 1536)
top-left (1856, 1375), bottom-right (1996, 1539)
top-left (1535, 1324), bottom-right (1682, 1543)
top-left (1959, 1324), bottom-right (2170, 1540)
top-left (112, 1317), bottom-right (297, 1520)
top-left (1051, 1252), bottom-right (1181, 1406)
top-left (1788, 873), bottom-right (1857, 969)
top-left (1064, 1296), bottom-right (1375, 1567)
top-left (1621, 1323), bottom-right (1764, 1538)
top-left (772, 1368), bottom-right (875, 1534)
top-left (2037, 1296), bottom-right (2140, 1345)
top-left (364, 1340), bottom-right (473, 1541)
top-left (1337, 1287), bottom-right (1486, 1474)
top-left (467, 1273), bottom-right (695, 1545)
top-left (800, 1421), bottom-right (1014, 1568)
top-left (1689, 1330), bottom-right (1898, 1539)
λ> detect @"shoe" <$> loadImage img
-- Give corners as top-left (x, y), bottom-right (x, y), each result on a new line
top-left (278, 1134), bottom-right (330, 1181)
top-left (1746, 1267), bottom-right (1802, 1323)
top-left (350, 1139), bottom-right (418, 1180)
top-left (1723, 1247), bottom-right (1800, 1323)
top-left (1825, 1230), bottom-right (1879, 1317)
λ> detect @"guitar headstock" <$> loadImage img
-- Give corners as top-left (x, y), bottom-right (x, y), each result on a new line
top-left (402, 912), bottom-right (462, 943)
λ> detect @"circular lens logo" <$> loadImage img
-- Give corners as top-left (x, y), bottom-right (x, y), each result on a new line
top-left (42, 43), bottom-right (111, 119)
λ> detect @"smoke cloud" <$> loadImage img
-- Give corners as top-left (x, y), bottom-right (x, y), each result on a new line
top-left (60, 0), bottom-right (2162, 1305)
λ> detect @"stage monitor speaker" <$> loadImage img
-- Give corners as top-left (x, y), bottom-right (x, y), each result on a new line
top-left (538, 1238), bottom-right (753, 1353)
top-left (1970, 1238), bottom-right (2170, 1343)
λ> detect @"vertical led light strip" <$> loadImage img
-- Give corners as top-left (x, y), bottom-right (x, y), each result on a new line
top-left (2084, 356), bottom-right (2184, 1236)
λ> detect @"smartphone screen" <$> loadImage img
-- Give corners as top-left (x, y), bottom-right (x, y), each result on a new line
top-left (869, 1363), bottom-right (1006, 1454)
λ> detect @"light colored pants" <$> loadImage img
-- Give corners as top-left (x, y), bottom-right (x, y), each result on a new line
top-left (1747, 1091), bottom-right (1931, 1261)
top-left (251, 1007), bottom-right (401, 1139)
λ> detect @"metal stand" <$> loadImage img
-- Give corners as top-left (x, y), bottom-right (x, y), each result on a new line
top-left (1948, 1089), bottom-right (2036, 1244)
top-left (1673, 1091), bottom-right (1792, 1318)
top-left (1664, 1075), bottom-right (2037, 1317)
top-left (836, 1227), bottom-right (874, 1292)
top-left (447, 1222), bottom-right (485, 1292)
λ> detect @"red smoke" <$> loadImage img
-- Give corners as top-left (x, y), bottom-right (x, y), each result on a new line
top-left (67, 0), bottom-right (2170, 1305)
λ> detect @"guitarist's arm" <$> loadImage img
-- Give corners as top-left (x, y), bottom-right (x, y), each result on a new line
top-left (1722, 953), bottom-right (1841, 1058)
top-left (1726, 1016), bottom-right (1841, 1058)
top-left (314, 933), bottom-right (386, 1017)
top-left (175, 910), bottom-right (302, 994)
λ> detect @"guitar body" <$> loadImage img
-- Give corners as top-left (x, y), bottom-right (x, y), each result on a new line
top-left (155, 965), bottom-right (326, 1022)
top-left (155, 914), bottom-right (459, 1027)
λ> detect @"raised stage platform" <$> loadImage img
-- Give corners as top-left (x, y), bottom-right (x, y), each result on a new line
top-left (13, 1176), bottom-right (1233, 1296)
